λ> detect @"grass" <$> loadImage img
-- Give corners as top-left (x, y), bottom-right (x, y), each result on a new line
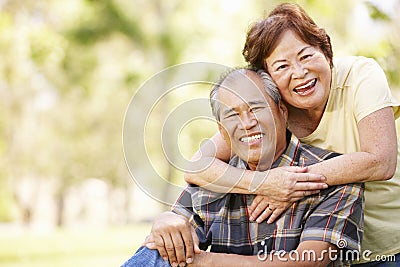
top-left (0, 223), bottom-right (151, 267)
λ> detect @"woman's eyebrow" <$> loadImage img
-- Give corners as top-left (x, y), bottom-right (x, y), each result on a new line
top-left (271, 46), bottom-right (312, 67)
top-left (298, 46), bottom-right (312, 55)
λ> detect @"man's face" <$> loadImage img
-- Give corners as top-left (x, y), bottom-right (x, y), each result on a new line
top-left (217, 71), bottom-right (288, 171)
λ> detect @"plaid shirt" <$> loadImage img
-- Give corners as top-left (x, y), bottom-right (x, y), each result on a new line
top-left (172, 131), bottom-right (364, 266)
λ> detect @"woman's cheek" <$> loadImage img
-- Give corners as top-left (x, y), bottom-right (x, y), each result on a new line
top-left (271, 73), bottom-right (289, 92)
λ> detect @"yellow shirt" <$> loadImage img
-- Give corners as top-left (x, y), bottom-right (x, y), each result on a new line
top-left (300, 56), bottom-right (400, 263)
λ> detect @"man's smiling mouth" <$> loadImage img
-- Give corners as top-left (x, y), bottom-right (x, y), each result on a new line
top-left (240, 133), bottom-right (264, 143)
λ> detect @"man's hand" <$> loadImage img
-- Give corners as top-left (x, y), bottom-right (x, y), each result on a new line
top-left (143, 211), bottom-right (200, 267)
top-left (248, 195), bottom-right (294, 224)
top-left (256, 166), bottom-right (327, 202)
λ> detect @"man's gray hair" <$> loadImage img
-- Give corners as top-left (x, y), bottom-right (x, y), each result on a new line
top-left (210, 68), bottom-right (281, 121)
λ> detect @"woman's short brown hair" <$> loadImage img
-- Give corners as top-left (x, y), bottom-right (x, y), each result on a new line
top-left (243, 3), bottom-right (333, 70)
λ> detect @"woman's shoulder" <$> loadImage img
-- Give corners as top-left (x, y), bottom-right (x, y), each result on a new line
top-left (334, 55), bottom-right (380, 68)
top-left (332, 56), bottom-right (383, 88)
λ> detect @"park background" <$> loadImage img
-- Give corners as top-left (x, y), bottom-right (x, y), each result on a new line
top-left (0, 0), bottom-right (399, 266)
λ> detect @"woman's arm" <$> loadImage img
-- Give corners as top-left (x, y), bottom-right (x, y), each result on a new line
top-left (184, 107), bottom-right (397, 223)
top-left (186, 106), bottom-right (397, 189)
top-left (249, 107), bottom-right (397, 223)
top-left (184, 132), bottom-right (327, 202)
top-left (308, 107), bottom-right (397, 185)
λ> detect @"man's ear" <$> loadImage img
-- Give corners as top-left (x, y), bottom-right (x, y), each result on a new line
top-left (278, 100), bottom-right (288, 122)
top-left (217, 122), bottom-right (231, 146)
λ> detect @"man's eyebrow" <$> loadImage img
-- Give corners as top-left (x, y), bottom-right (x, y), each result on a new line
top-left (221, 100), bottom-right (268, 117)
top-left (248, 100), bottom-right (268, 106)
top-left (222, 107), bottom-right (235, 117)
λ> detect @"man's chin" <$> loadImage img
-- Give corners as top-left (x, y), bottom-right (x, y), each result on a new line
top-left (255, 153), bottom-right (275, 170)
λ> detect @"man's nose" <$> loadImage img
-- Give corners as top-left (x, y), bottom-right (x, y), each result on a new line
top-left (239, 112), bottom-right (257, 130)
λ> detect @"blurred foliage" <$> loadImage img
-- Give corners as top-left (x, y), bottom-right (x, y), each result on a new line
top-left (360, 1), bottom-right (400, 89)
top-left (365, 1), bottom-right (391, 21)
top-left (0, 0), bottom-right (399, 225)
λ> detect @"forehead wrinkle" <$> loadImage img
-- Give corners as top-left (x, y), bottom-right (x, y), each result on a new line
top-left (217, 69), bottom-right (276, 115)
top-left (219, 82), bottom-right (271, 110)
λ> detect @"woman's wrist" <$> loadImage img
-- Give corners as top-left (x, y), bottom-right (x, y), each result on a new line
top-left (247, 169), bottom-right (273, 195)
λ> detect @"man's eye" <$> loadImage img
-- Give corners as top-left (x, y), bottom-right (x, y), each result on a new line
top-left (225, 112), bottom-right (239, 119)
top-left (250, 106), bottom-right (265, 112)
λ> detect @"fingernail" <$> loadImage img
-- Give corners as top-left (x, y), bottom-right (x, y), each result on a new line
top-left (249, 216), bottom-right (254, 221)
top-left (179, 262), bottom-right (186, 267)
top-left (186, 257), bottom-right (193, 264)
top-left (163, 257), bottom-right (168, 261)
top-left (172, 262), bottom-right (178, 267)
top-left (321, 176), bottom-right (326, 181)
top-left (323, 184), bottom-right (328, 188)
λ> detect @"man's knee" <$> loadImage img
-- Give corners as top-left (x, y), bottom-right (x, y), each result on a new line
top-left (121, 246), bottom-right (171, 267)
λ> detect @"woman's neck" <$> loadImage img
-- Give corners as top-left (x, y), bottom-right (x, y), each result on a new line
top-left (286, 105), bottom-right (325, 138)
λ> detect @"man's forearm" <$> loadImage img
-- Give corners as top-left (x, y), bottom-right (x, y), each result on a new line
top-left (192, 252), bottom-right (327, 267)
top-left (190, 241), bottom-right (335, 267)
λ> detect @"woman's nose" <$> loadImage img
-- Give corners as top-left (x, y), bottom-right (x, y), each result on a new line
top-left (292, 61), bottom-right (308, 78)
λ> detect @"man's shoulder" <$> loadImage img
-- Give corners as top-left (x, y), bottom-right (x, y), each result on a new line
top-left (298, 142), bottom-right (341, 166)
top-left (320, 182), bottom-right (364, 198)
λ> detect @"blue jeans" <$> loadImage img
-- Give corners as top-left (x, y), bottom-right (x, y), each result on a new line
top-left (121, 246), bottom-right (171, 267)
top-left (352, 253), bottom-right (400, 267)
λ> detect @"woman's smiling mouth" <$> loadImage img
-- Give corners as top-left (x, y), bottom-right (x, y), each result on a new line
top-left (293, 78), bottom-right (317, 95)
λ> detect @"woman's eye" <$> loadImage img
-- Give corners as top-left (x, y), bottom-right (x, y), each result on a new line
top-left (300, 54), bottom-right (312, 61)
top-left (276, 64), bottom-right (288, 71)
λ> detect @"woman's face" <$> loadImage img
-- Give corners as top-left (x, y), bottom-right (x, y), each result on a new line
top-left (265, 30), bottom-right (331, 111)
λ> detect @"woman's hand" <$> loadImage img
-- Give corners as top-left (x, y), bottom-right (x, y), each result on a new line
top-left (248, 195), bottom-right (294, 224)
top-left (255, 166), bottom-right (327, 202)
top-left (143, 211), bottom-right (200, 267)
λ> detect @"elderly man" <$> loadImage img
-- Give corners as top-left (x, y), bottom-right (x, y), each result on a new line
top-left (121, 69), bottom-right (363, 267)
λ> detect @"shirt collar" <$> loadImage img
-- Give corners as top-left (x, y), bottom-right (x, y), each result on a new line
top-left (271, 130), bottom-right (301, 168)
